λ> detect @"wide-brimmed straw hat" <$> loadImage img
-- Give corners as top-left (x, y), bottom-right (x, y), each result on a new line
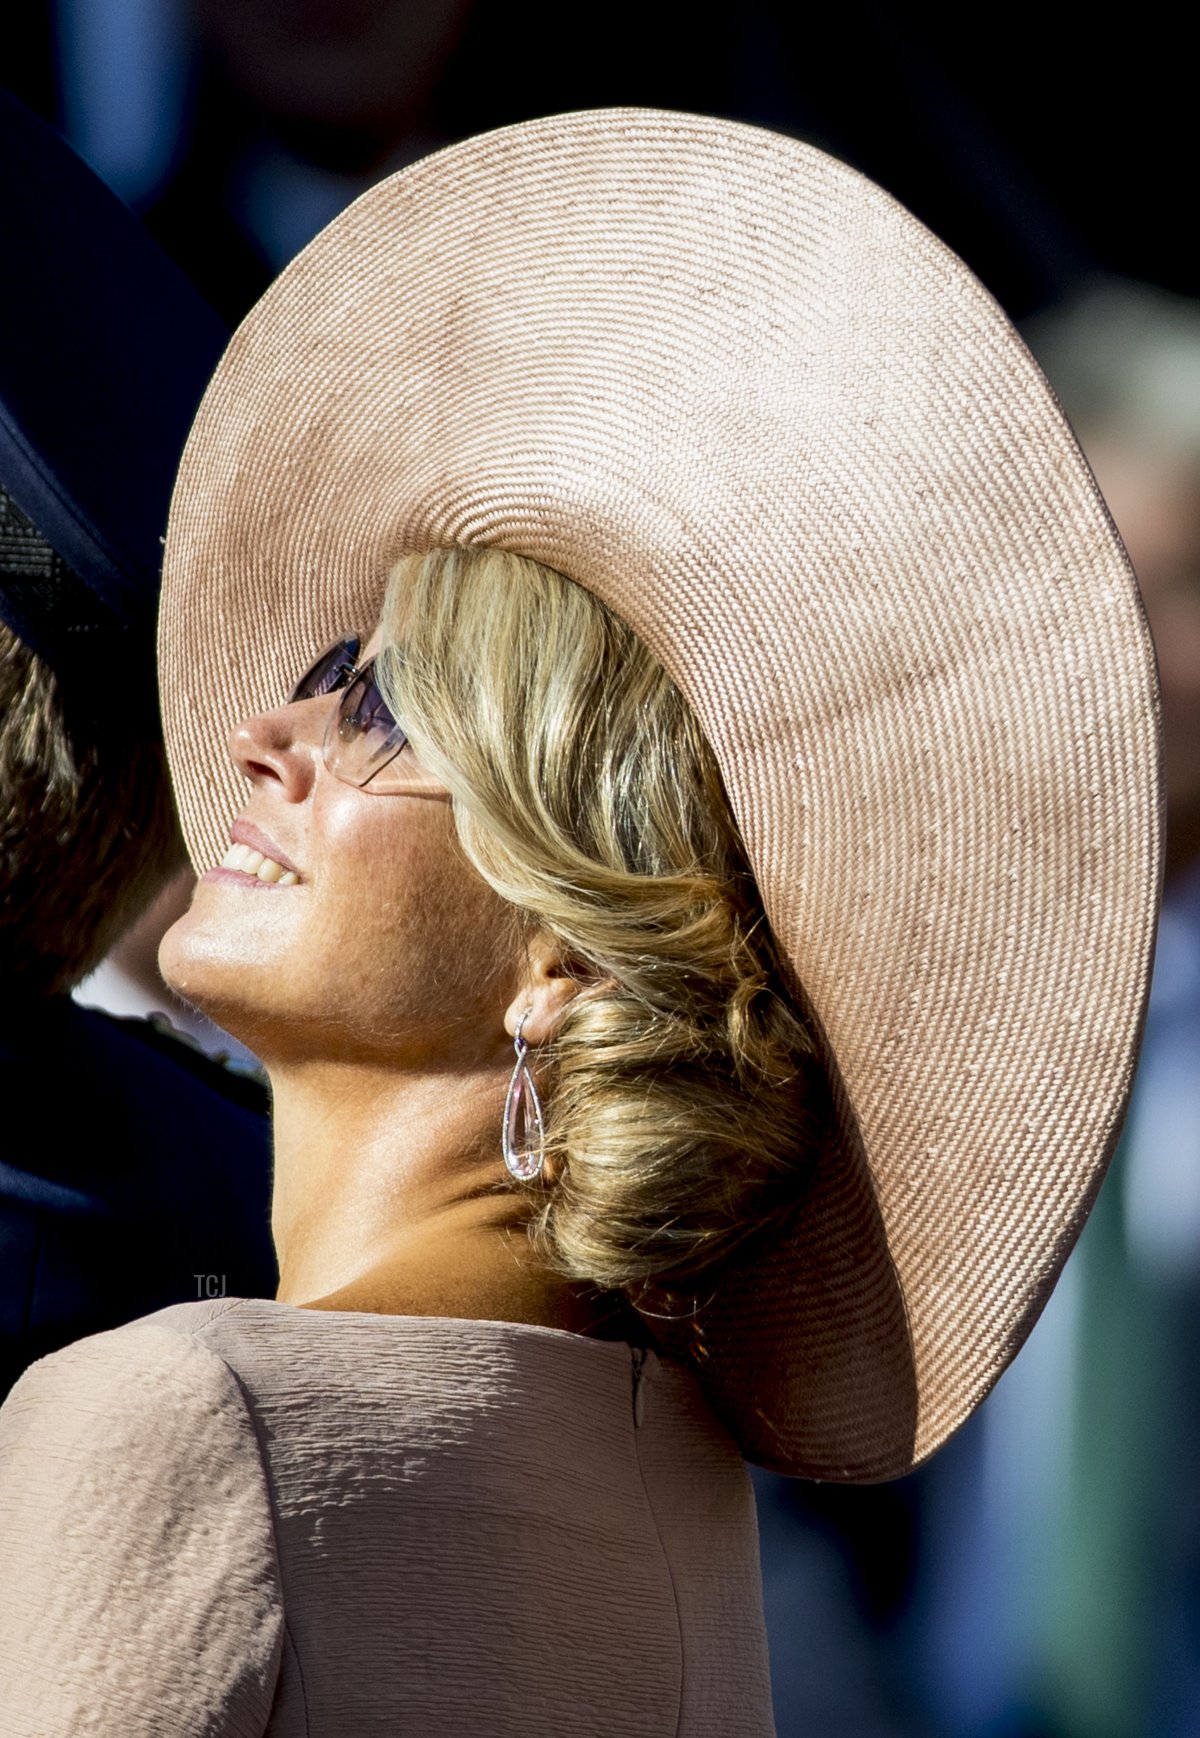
top-left (159, 108), bottom-right (1162, 1481)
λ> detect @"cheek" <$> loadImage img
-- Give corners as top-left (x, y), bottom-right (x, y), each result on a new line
top-left (320, 799), bottom-right (518, 1041)
top-left (157, 783), bottom-right (522, 1060)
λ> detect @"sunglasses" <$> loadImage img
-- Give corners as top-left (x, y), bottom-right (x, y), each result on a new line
top-left (287, 634), bottom-right (411, 791)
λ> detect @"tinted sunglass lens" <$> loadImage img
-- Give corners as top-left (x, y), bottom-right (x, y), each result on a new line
top-left (327, 661), bottom-right (409, 786)
top-left (289, 634), bottom-right (361, 703)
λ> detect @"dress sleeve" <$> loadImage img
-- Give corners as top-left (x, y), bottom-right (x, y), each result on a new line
top-left (0, 1319), bottom-right (284, 1737)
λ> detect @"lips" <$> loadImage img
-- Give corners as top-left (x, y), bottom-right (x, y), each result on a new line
top-left (230, 818), bottom-right (301, 876)
top-left (200, 816), bottom-right (304, 888)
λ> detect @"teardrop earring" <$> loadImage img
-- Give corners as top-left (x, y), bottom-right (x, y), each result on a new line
top-left (502, 1009), bottom-right (546, 1182)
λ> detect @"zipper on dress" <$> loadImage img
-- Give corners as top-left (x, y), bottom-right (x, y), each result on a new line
top-left (631, 1345), bottom-right (649, 1427)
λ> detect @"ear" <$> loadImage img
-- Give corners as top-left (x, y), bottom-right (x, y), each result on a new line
top-left (502, 931), bottom-right (614, 1045)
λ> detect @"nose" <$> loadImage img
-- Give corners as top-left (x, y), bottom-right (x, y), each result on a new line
top-left (228, 699), bottom-right (323, 801)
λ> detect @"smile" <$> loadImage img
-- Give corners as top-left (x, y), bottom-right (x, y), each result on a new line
top-left (214, 843), bottom-right (300, 885)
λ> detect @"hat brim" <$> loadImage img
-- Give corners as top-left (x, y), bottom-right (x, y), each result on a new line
top-left (160, 108), bottom-right (1161, 1478)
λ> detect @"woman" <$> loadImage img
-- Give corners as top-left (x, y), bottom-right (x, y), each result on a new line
top-left (0, 108), bottom-right (1160, 1735)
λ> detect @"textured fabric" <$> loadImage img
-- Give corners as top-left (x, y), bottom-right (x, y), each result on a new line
top-left (0, 1295), bottom-right (776, 1735)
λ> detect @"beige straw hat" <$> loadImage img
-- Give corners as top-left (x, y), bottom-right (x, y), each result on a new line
top-left (159, 108), bottom-right (1162, 1481)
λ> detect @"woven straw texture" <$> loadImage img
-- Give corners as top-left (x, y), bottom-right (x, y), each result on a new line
top-left (159, 108), bottom-right (1162, 1480)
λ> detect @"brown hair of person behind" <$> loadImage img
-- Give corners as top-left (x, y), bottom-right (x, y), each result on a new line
top-left (0, 621), bottom-right (184, 999)
top-left (379, 545), bottom-right (826, 1311)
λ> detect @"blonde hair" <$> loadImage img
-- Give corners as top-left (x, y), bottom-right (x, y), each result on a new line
top-left (379, 546), bottom-right (822, 1303)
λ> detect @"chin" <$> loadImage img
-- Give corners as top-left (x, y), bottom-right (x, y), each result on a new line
top-left (157, 886), bottom-right (297, 1050)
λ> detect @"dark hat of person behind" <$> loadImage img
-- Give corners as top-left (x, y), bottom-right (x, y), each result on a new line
top-left (0, 88), bottom-right (227, 691)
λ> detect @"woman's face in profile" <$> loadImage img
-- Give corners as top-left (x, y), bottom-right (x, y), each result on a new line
top-left (159, 625), bottom-right (523, 1068)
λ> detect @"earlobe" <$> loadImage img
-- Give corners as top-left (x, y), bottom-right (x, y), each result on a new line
top-left (502, 976), bottom-right (578, 1046)
top-left (502, 933), bottom-right (582, 1045)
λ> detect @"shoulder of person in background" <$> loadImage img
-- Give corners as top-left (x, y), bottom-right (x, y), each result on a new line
top-left (101, 1006), bottom-right (270, 1110)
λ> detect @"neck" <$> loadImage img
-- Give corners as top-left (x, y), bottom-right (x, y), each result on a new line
top-left (267, 1054), bottom-right (641, 1341)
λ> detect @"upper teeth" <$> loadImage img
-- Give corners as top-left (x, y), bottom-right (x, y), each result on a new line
top-left (220, 843), bottom-right (299, 884)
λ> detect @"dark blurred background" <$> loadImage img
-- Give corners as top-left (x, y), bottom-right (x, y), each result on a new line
top-left (5, 6), bottom-right (1196, 1737)
top-left (7, 0), bottom-right (1196, 329)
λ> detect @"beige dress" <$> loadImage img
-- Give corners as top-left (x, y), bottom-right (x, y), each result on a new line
top-left (0, 1295), bottom-right (777, 1735)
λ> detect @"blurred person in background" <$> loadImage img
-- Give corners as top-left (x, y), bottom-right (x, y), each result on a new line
top-left (40, 0), bottom-right (742, 323)
top-left (147, 0), bottom-right (474, 315)
top-left (0, 88), bottom-right (277, 1403)
top-left (903, 277), bottom-right (1200, 1738)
